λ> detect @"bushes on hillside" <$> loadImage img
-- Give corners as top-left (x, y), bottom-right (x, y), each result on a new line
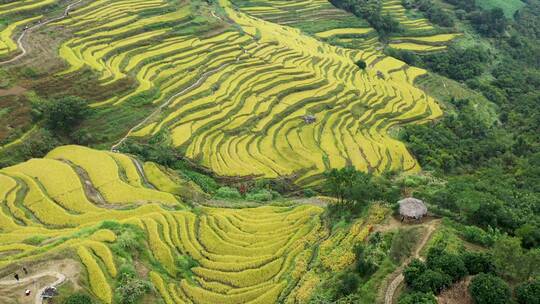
top-left (515, 279), bottom-right (540, 304)
top-left (403, 0), bottom-right (454, 27)
top-left (469, 8), bottom-right (507, 37)
top-left (426, 246), bottom-right (468, 282)
top-left (330, 0), bottom-right (401, 37)
top-left (115, 264), bottom-right (154, 304)
top-left (215, 187), bottom-right (242, 200)
top-left (64, 293), bottom-right (93, 304)
top-left (33, 96), bottom-right (89, 133)
top-left (469, 273), bottom-right (512, 304)
top-left (462, 252), bottom-right (495, 275)
top-left (403, 243), bottom-right (499, 295)
top-left (398, 291), bottom-right (437, 304)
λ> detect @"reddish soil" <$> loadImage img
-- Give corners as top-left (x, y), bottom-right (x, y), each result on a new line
top-left (0, 86), bottom-right (27, 97)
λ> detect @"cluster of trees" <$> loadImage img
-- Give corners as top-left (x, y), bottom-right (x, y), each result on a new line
top-left (402, 0), bottom-right (454, 27)
top-left (387, 46), bottom-right (490, 81)
top-left (1, 96), bottom-right (92, 164)
top-left (400, 240), bottom-right (540, 304)
top-left (31, 96), bottom-right (89, 135)
top-left (395, 0), bottom-right (539, 251)
top-left (443, 0), bottom-right (508, 36)
top-left (324, 167), bottom-right (400, 221)
top-left (330, 0), bottom-right (401, 37)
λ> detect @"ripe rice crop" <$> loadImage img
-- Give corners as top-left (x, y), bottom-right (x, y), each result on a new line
top-left (77, 246), bottom-right (112, 304)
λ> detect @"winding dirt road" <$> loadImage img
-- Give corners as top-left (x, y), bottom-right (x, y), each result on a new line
top-left (0, 0), bottom-right (83, 65)
top-left (110, 55), bottom-right (242, 152)
top-left (0, 271), bottom-right (66, 304)
top-left (384, 220), bottom-right (439, 304)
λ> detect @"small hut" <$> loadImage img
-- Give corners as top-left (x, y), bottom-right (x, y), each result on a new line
top-left (398, 197), bottom-right (427, 220)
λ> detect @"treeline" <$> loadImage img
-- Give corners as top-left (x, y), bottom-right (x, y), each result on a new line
top-left (404, 0), bottom-right (508, 36)
top-left (402, 0), bottom-right (454, 27)
top-left (330, 0), bottom-right (400, 38)
top-left (400, 238), bottom-right (539, 304)
top-left (393, 0), bottom-right (540, 251)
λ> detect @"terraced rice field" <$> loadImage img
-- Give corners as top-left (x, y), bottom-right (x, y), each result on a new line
top-left (0, 145), bottom-right (381, 303)
top-left (382, 0), bottom-right (433, 31)
top-left (0, 0), bottom-right (57, 17)
top-left (0, 0), bottom-right (64, 58)
top-left (40, 0), bottom-right (443, 185)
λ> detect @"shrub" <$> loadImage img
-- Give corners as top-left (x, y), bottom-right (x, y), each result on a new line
top-left (64, 293), bottom-right (93, 304)
top-left (303, 188), bottom-right (316, 197)
top-left (246, 189), bottom-right (273, 202)
top-left (355, 244), bottom-right (378, 277)
top-left (35, 96), bottom-right (89, 133)
top-left (426, 246), bottom-right (468, 282)
top-left (215, 186), bottom-right (242, 200)
top-left (398, 291), bottom-right (437, 304)
top-left (462, 251), bottom-right (495, 275)
top-left (176, 255), bottom-right (197, 279)
top-left (116, 230), bottom-right (143, 252)
top-left (461, 225), bottom-right (497, 247)
top-left (115, 268), bottom-right (153, 304)
top-left (469, 273), bottom-right (511, 304)
top-left (403, 259), bottom-right (427, 286)
top-left (411, 269), bottom-right (451, 294)
top-left (515, 223), bottom-right (540, 249)
top-left (183, 170), bottom-right (219, 194)
top-left (356, 60), bottom-right (367, 70)
top-left (335, 272), bottom-right (359, 298)
top-left (515, 279), bottom-right (540, 304)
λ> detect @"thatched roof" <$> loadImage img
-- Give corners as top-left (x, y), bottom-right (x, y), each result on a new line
top-left (399, 197), bottom-right (427, 219)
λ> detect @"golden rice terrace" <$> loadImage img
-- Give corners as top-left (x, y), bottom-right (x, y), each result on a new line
top-left (0, 0), bottom-right (459, 184)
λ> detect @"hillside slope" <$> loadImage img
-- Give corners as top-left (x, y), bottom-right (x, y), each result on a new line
top-left (0, 0), bottom-right (452, 184)
top-left (0, 145), bottom-right (387, 303)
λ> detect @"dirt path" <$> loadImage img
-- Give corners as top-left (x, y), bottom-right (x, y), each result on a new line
top-left (384, 220), bottom-right (439, 304)
top-left (0, 0), bottom-right (83, 65)
top-left (0, 271), bottom-right (66, 304)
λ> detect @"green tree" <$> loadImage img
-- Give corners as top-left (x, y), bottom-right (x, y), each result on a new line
top-left (389, 228), bottom-right (418, 263)
top-left (411, 269), bottom-right (451, 294)
top-left (462, 251), bottom-right (495, 275)
top-left (515, 279), bottom-right (540, 304)
top-left (403, 259), bottom-right (427, 286)
top-left (398, 292), bottom-right (437, 304)
top-left (356, 59), bottom-right (367, 70)
top-left (516, 223), bottom-right (540, 249)
top-left (39, 96), bottom-right (89, 133)
top-left (115, 264), bottom-right (154, 304)
top-left (492, 236), bottom-right (523, 280)
top-left (335, 272), bottom-right (359, 298)
top-left (64, 293), bottom-right (93, 304)
top-left (426, 246), bottom-right (468, 282)
top-left (324, 166), bottom-right (360, 203)
top-left (469, 273), bottom-right (511, 304)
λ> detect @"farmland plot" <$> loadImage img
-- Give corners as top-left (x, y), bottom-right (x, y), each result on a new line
top-left (0, 146), bottom-right (386, 303)
top-left (48, 0), bottom-right (443, 184)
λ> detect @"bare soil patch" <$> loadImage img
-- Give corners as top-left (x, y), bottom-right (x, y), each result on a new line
top-left (437, 277), bottom-right (473, 304)
top-left (0, 258), bottom-right (81, 304)
top-left (0, 86), bottom-right (27, 97)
